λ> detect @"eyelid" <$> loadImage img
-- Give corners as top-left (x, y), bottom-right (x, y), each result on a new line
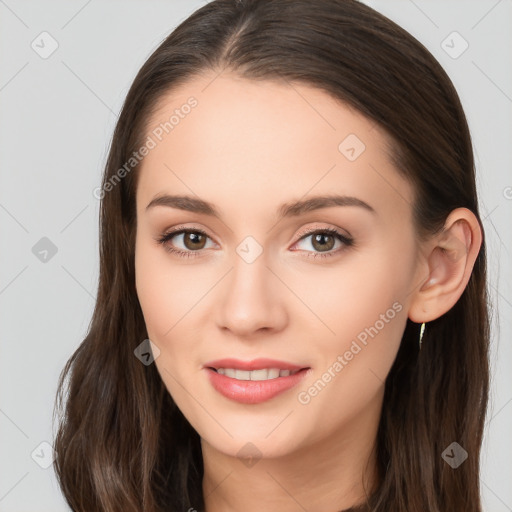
top-left (156, 222), bottom-right (354, 258)
top-left (290, 226), bottom-right (353, 256)
top-left (158, 223), bottom-right (351, 244)
top-left (161, 224), bottom-right (217, 242)
top-left (294, 223), bottom-right (353, 240)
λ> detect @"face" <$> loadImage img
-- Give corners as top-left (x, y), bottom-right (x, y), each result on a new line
top-left (134, 72), bottom-right (420, 459)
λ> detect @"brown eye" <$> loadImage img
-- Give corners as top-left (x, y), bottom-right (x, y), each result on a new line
top-left (156, 228), bottom-right (214, 257)
top-left (310, 232), bottom-right (336, 252)
top-left (182, 231), bottom-right (207, 250)
top-left (292, 228), bottom-right (354, 259)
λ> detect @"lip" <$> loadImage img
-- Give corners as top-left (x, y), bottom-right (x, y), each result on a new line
top-left (203, 358), bottom-right (306, 371)
top-left (203, 358), bottom-right (310, 405)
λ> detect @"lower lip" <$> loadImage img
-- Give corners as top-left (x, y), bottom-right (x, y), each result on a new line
top-left (205, 367), bottom-right (310, 404)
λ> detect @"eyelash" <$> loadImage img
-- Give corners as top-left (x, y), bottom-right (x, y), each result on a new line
top-left (155, 226), bottom-right (354, 260)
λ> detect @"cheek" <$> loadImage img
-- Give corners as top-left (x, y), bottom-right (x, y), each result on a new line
top-left (135, 244), bottom-right (169, 339)
top-left (134, 240), bottom-right (186, 357)
top-left (313, 239), bottom-right (413, 355)
top-left (301, 237), bottom-right (414, 405)
top-left (135, 242), bottom-right (203, 407)
top-left (293, 278), bottom-right (408, 441)
top-left (135, 238), bottom-right (207, 342)
top-left (134, 245), bottom-right (221, 439)
top-left (321, 248), bottom-right (411, 337)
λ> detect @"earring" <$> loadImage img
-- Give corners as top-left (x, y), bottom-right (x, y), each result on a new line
top-left (419, 322), bottom-right (426, 350)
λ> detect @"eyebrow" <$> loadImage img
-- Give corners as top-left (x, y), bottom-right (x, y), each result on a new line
top-left (145, 193), bottom-right (376, 218)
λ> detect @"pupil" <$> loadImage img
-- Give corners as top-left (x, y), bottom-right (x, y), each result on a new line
top-left (186, 232), bottom-right (204, 249)
top-left (313, 233), bottom-right (334, 251)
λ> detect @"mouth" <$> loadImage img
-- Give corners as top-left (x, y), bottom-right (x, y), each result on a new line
top-left (203, 358), bottom-right (311, 404)
top-left (208, 367), bottom-right (302, 380)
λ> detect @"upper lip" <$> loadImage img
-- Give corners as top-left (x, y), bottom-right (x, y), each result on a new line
top-left (204, 358), bottom-right (309, 371)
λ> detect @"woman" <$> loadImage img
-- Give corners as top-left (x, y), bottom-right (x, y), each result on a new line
top-left (53, 0), bottom-right (490, 510)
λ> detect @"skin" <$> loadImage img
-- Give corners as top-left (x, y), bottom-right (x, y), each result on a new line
top-left (134, 71), bottom-right (482, 512)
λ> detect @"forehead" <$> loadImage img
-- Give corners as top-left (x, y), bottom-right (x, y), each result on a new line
top-left (136, 72), bottom-right (412, 222)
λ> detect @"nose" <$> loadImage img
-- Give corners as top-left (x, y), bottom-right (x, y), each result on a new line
top-left (215, 254), bottom-right (288, 338)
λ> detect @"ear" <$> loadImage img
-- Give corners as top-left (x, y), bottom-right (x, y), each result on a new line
top-left (408, 207), bottom-right (482, 323)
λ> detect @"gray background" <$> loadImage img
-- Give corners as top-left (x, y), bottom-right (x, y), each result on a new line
top-left (0, 0), bottom-right (510, 510)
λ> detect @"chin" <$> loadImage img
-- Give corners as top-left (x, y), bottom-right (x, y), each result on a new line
top-left (199, 423), bottom-right (307, 461)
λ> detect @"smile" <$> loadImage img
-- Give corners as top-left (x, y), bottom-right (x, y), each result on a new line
top-left (203, 358), bottom-right (310, 404)
top-left (212, 368), bottom-right (301, 380)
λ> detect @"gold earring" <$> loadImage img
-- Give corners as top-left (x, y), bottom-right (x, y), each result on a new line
top-left (419, 322), bottom-right (426, 350)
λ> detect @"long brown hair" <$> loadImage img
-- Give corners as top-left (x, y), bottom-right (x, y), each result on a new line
top-left (53, 1), bottom-right (490, 510)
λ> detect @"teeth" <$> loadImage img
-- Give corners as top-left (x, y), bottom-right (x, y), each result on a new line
top-left (267, 368), bottom-right (280, 379)
top-left (235, 370), bottom-right (251, 380)
top-left (250, 369), bottom-right (269, 381)
top-left (214, 367), bottom-right (300, 381)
